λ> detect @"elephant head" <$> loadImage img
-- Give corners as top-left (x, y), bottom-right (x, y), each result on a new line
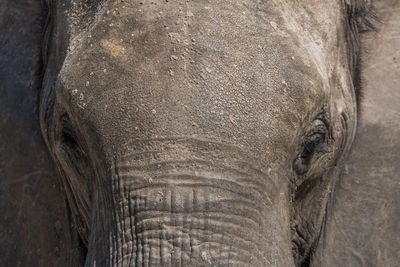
top-left (33, 0), bottom-right (375, 266)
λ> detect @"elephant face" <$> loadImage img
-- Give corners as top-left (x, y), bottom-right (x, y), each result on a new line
top-left (38, 0), bottom-right (368, 266)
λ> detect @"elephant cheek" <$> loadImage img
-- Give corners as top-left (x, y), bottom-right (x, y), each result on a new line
top-left (86, 138), bottom-right (295, 266)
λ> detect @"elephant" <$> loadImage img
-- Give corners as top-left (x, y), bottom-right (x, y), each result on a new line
top-left (0, 0), bottom-right (399, 266)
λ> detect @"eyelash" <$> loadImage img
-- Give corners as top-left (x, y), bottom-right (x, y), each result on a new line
top-left (59, 114), bottom-right (88, 168)
top-left (293, 119), bottom-right (328, 176)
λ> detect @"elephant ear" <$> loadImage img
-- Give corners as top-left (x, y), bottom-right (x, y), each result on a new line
top-left (313, 1), bottom-right (400, 266)
top-left (0, 1), bottom-right (85, 266)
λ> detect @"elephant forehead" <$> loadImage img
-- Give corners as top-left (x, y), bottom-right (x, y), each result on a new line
top-left (57, 0), bottom-right (330, 162)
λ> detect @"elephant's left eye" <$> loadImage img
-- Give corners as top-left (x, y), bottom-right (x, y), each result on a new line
top-left (293, 119), bottom-right (329, 175)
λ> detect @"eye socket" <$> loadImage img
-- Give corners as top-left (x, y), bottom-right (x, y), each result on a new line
top-left (59, 114), bottom-right (88, 166)
top-left (60, 115), bottom-right (78, 148)
top-left (61, 126), bottom-right (78, 149)
top-left (293, 119), bottom-right (328, 175)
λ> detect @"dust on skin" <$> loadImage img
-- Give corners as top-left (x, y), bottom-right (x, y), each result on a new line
top-left (101, 38), bottom-right (126, 58)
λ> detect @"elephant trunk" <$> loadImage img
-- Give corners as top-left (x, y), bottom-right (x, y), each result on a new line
top-left (86, 137), bottom-right (294, 266)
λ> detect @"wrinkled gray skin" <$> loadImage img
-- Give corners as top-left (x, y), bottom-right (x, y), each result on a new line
top-left (40, 0), bottom-right (358, 265)
top-left (0, 0), bottom-right (398, 266)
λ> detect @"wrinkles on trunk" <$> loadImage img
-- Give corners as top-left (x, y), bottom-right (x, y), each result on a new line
top-left (86, 137), bottom-right (292, 266)
top-left (110, 190), bottom-right (268, 266)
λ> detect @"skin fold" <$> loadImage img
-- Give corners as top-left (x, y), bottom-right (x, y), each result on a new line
top-left (2, 0), bottom-right (397, 267)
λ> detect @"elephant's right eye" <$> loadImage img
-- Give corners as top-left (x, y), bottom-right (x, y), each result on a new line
top-left (61, 125), bottom-right (78, 150)
top-left (61, 115), bottom-right (78, 150)
top-left (58, 114), bottom-right (89, 169)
